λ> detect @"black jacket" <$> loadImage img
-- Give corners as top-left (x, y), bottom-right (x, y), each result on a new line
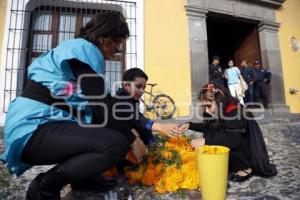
top-left (113, 88), bottom-right (155, 144)
top-left (209, 64), bottom-right (225, 86)
top-left (189, 109), bottom-right (246, 150)
top-left (69, 59), bottom-right (136, 143)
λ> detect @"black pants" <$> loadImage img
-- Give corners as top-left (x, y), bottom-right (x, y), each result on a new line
top-left (21, 121), bottom-right (130, 181)
top-left (255, 81), bottom-right (269, 107)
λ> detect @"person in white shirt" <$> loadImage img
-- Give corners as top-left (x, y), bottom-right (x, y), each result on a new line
top-left (224, 59), bottom-right (245, 105)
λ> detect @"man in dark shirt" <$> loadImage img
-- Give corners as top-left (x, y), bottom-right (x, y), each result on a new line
top-left (254, 60), bottom-right (272, 108)
top-left (209, 56), bottom-right (225, 87)
top-left (239, 60), bottom-right (256, 105)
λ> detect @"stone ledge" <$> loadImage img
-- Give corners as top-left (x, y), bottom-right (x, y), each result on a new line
top-left (242, 0), bottom-right (285, 8)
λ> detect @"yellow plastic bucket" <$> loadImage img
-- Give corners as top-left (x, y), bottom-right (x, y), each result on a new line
top-left (196, 145), bottom-right (230, 200)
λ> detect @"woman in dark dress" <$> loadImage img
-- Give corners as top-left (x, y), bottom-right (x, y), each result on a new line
top-left (180, 84), bottom-right (277, 181)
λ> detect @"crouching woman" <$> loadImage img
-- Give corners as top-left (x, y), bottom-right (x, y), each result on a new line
top-left (180, 84), bottom-right (277, 181)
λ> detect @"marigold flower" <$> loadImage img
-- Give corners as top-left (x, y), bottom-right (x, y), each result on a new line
top-left (124, 136), bottom-right (200, 193)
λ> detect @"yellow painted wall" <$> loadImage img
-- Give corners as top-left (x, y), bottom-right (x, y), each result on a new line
top-left (144, 0), bottom-right (191, 117)
top-left (0, 0), bottom-right (8, 63)
top-left (276, 0), bottom-right (300, 113)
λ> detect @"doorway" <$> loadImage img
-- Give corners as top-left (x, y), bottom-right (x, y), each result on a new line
top-left (207, 13), bottom-right (261, 69)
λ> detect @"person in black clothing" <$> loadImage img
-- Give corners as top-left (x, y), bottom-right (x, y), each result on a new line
top-left (254, 60), bottom-right (272, 108)
top-left (239, 60), bottom-right (256, 105)
top-left (6, 12), bottom-right (183, 200)
top-left (180, 84), bottom-right (277, 181)
top-left (209, 56), bottom-right (225, 87)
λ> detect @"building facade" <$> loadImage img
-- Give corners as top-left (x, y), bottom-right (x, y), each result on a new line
top-left (0, 0), bottom-right (299, 125)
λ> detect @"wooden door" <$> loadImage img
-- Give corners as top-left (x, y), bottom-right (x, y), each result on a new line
top-left (234, 28), bottom-right (261, 67)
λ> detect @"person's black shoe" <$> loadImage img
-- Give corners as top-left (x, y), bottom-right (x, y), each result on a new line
top-left (26, 173), bottom-right (60, 200)
top-left (71, 175), bottom-right (118, 192)
top-left (230, 170), bottom-right (252, 182)
top-left (26, 166), bottom-right (69, 200)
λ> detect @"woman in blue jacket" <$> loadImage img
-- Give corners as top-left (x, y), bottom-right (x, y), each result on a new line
top-left (0, 12), bottom-right (182, 200)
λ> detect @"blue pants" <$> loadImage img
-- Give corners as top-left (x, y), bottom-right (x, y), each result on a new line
top-left (244, 83), bottom-right (254, 103)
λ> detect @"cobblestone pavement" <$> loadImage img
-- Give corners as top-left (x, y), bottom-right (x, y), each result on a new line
top-left (1, 118), bottom-right (300, 200)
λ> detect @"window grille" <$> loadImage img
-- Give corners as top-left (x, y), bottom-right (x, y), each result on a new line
top-left (3, 0), bottom-right (138, 112)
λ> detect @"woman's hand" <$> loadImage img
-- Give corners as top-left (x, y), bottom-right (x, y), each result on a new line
top-left (179, 123), bottom-right (190, 133)
top-left (191, 138), bottom-right (205, 148)
top-left (130, 136), bottom-right (148, 163)
top-left (152, 122), bottom-right (182, 138)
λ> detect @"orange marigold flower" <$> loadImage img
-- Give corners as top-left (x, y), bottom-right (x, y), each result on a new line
top-left (124, 136), bottom-right (201, 193)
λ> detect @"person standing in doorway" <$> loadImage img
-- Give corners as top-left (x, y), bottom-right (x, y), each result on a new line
top-left (240, 60), bottom-right (256, 106)
top-left (254, 60), bottom-right (272, 109)
top-left (224, 59), bottom-right (244, 105)
top-left (209, 56), bottom-right (225, 87)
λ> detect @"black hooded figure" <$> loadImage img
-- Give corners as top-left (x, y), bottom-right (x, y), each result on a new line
top-left (181, 84), bottom-right (276, 181)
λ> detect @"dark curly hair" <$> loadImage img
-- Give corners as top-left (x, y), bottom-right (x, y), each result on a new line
top-left (77, 12), bottom-right (130, 45)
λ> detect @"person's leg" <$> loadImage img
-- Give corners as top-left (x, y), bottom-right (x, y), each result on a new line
top-left (244, 89), bottom-right (249, 103)
top-left (245, 84), bottom-right (255, 107)
top-left (232, 83), bottom-right (244, 105)
top-left (256, 82), bottom-right (264, 104)
top-left (261, 83), bottom-right (269, 108)
top-left (238, 93), bottom-right (245, 105)
top-left (229, 134), bottom-right (252, 181)
top-left (228, 84), bottom-right (236, 98)
top-left (254, 83), bottom-right (259, 103)
top-left (22, 121), bottom-right (130, 177)
top-left (229, 149), bottom-right (251, 173)
top-left (248, 84), bottom-right (255, 103)
top-left (22, 121), bottom-right (130, 199)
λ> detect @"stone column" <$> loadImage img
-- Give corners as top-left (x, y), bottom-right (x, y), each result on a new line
top-left (185, 6), bottom-right (209, 105)
top-left (258, 21), bottom-right (289, 112)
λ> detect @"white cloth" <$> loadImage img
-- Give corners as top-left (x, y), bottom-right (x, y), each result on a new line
top-left (228, 83), bottom-right (245, 105)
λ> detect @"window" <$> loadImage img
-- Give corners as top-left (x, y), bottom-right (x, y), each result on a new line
top-left (3, 0), bottom-right (139, 113)
top-left (27, 7), bottom-right (126, 92)
top-left (0, 0), bottom-right (142, 112)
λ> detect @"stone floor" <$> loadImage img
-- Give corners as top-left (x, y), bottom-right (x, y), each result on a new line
top-left (1, 116), bottom-right (300, 200)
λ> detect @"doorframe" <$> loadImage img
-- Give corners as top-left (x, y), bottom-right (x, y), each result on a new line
top-left (185, 0), bottom-right (289, 113)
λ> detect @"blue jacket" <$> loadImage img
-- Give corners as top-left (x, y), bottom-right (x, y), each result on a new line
top-left (240, 66), bottom-right (256, 83)
top-left (0, 38), bottom-right (105, 176)
top-left (255, 67), bottom-right (272, 83)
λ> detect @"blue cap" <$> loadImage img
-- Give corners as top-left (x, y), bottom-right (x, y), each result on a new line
top-left (212, 56), bottom-right (220, 61)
